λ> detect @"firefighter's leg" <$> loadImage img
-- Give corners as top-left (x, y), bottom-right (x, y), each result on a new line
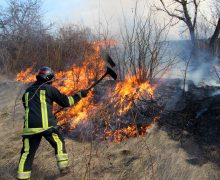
top-left (17, 135), bottom-right (41, 180)
top-left (44, 132), bottom-right (69, 171)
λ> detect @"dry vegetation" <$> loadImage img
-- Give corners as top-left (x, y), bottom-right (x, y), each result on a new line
top-left (0, 76), bottom-right (220, 180)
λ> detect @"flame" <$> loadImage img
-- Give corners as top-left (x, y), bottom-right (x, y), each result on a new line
top-left (111, 73), bottom-right (155, 115)
top-left (16, 40), bottom-right (159, 143)
top-left (16, 66), bottom-right (36, 83)
top-left (104, 116), bottom-right (160, 143)
top-left (16, 41), bottom-right (105, 128)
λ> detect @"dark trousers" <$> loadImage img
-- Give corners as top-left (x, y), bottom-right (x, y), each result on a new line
top-left (17, 129), bottom-right (68, 180)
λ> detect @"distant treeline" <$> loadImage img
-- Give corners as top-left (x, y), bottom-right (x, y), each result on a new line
top-left (0, 0), bottom-right (96, 73)
top-left (0, 0), bottom-right (175, 83)
top-left (0, 25), bottom-right (95, 73)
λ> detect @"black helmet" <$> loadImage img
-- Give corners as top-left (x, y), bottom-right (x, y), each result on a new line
top-left (36, 66), bottom-right (54, 82)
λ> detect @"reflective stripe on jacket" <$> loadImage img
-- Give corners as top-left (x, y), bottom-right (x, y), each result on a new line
top-left (22, 81), bottom-right (82, 135)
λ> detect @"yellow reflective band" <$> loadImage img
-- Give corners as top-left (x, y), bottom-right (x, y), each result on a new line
top-left (22, 127), bottom-right (53, 135)
top-left (57, 153), bottom-right (68, 156)
top-left (17, 171), bottom-right (31, 175)
top-left (25, 92), bottom-right (29, 128)
top-left (17, 171), bottom-right (31, 179)
top-left (40, 90), bottom-right (48, 128)
top-left (68, 96), bottom-right (74, 106)
top-left (18, 138), bottom-right (30, 173)
top-left (56, 154), bottom-right (68, 161)
top-left (52, 133), bottom-right (63, 155)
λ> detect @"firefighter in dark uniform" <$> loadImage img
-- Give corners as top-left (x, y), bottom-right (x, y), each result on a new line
top-left (17, 66), bottom-right (88, 180)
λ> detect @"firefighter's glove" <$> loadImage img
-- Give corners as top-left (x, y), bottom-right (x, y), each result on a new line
top-left (79, 89), bottom-right (88, 98)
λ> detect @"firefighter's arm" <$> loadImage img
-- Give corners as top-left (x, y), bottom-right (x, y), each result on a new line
top-left (70, 90), bottom-right (88, 105)
top-left (49, 86), bottom-right (88, 107)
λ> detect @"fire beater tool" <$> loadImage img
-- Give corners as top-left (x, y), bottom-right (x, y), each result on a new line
top-left (54, 66), bottom-right (117, 116)
top-left (87, 66), bottom-right (117, 91)
top-left (102, 52), bottom-right (116, 68)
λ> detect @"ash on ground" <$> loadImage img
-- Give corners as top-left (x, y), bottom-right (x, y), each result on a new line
top-left (156, 78), bottom-right (220, 167)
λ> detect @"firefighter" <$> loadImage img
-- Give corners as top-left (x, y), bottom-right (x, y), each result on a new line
top-left (17, 66), bottom-right (88, 180)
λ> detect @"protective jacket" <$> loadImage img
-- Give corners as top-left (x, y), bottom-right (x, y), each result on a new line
top-left (22, 80), bottom-right (82, 135)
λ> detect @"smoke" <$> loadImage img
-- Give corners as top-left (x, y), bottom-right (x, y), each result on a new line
top-left (188, 58), bottom-right (219, 87)
top-left (164, 41), bottom-right (220, 88)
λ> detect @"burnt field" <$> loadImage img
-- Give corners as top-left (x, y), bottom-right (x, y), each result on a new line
top-left (158, 79), bottom-right (220, 168)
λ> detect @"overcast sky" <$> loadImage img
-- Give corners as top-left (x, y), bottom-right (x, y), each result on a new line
top-left (0, 0), bottom-right (212, 40)
top-left (41, 0), bottom-right (180, 39)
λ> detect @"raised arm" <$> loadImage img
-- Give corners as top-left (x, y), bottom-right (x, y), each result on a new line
top-left (49, 86), bottom-right (88, 107)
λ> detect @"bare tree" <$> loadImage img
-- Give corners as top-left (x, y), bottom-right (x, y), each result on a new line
top-left (0, 0), bottom-right (49, 72)
top-left (117, 2), bottom-right (176, 83)
top-left (156, 0), bottom-right (220, 56)
top-left (0, 0), bottom-right (95, 74)
top-left (209, 0), bottom-right (220, 55)
top-left (156, 0), bottom-right (201, 49)
top-left (0, 0), bottom-right (46, 38)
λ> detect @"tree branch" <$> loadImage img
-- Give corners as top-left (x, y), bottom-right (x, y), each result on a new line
top-left (157, 0), bottom-right (186, 22)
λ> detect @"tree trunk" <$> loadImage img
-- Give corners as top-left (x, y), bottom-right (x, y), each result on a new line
top-left (209, 18), bottom-right (220, 55)
top-left (188, 27), bottom-right (198, 55)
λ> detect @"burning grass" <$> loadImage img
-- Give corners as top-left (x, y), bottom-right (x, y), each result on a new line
top-left (103, 116), bottom-right (160, 143)
top-left (16, 41), bottom-right (161, 143)
top-left (111, 73), bottom-right (155, 115)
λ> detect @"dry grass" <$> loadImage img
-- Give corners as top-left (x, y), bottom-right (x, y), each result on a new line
top-left (0, 77), bottom-right (219, 180)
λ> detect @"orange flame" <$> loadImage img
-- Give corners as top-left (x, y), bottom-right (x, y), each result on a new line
top-left (111, 73), bottom-right (155, 115)
top-left (16, 40), bottom-right (159, 142)
top-left (104, 116), bottom-right (159, 143)
top-left (16, 42), bottom-right (105, 128)
top-left (16, 66), bottom-right (36, 83)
